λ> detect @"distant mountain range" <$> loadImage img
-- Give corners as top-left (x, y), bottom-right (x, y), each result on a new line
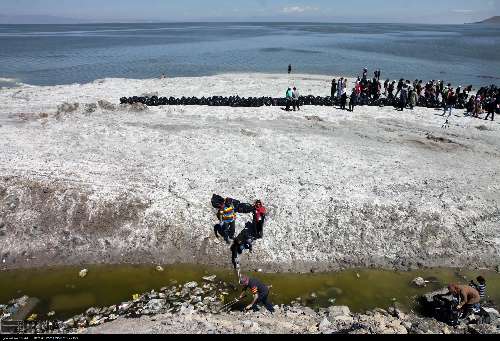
top-left (475, 16), bottom-right (500, 24)
top-left (0, 14), bottom-right (89, 24)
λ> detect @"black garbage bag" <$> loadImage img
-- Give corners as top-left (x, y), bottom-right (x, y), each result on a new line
top-left (211, 194), bottom-right (225, 209)
top-left (236, 203), bottom-right (254, 214)
top-left (211, 194), bottom-right (240, 209)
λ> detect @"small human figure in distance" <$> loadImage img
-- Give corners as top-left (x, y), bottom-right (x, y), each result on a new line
top-left (292, 87), bottom-right (300, 111)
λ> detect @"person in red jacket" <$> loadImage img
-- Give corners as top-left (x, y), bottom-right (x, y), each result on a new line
top-left (252, 200), bottom-right (267, 239)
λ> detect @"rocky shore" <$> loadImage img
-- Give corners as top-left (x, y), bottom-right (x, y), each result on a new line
top-left (1, 276), bottom-right (498, 334)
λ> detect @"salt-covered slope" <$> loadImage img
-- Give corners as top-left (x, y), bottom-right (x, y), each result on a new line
top-left (0, 73), bottom-right (499, 272)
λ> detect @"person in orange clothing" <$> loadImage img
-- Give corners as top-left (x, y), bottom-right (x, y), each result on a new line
top-left (447, 283), bottom-right (481, 316)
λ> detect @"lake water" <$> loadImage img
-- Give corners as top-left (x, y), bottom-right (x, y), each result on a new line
top-left (0, 23), bottom-right (499, 88)
top-left (0, 265), bottom-right (498, 320)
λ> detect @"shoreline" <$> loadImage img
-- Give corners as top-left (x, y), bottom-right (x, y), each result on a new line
top-left (1, 256), bottom-right (499, 274)
top-left (2, 276), bottom-right (499, 335)
top-left (1, 71), bottom-right (498, 90)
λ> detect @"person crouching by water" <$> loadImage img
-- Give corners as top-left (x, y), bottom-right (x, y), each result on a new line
top-left (252, 200), bottom-right (267, 239)
top-left (239, 275), bottom-right (275, 313)
top-left (285, 87), bottom-right (293, 111)
top-left (447, 283), bottom-right (481, 317)
top-left (215, 198), bottom-right (237, 244)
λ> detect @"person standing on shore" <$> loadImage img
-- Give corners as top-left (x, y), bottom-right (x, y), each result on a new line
top-left (340, 87), bottom-right (348, 110)
top-left (409, 85), bottom-right (417, 110)
top-left (398, 83), bottom-right (408, 111)
top-left (331, 79), bottom-right (337, 99)
top-left (239, 276), bottom-right (275, 313)
top-left (484, 95), bottom-right (497, 121)
top-left (288, 64), bottom-right (292, 74)
top-left (349, 88), bottom-right (357, 112)
top-left (285, 87), bottom-right (293, 111)
top-left (443, 89), bottom-right (457, 117)
top-left (292, 87), bottom-right (300, 111)
top-left (388, 81), bottom-right (396, 100)
top-left (337, 77), bottom-right (344, 99)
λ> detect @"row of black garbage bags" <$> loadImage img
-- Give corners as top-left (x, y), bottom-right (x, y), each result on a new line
top-left (120, 95), bottom-right (468, 109)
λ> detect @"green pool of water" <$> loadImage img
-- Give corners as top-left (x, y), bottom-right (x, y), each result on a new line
top-left (0, 265), bottom-right (498, 320)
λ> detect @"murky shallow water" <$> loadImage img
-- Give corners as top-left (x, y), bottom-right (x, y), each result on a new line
top-left (0, 265), bottom-right (498, 320)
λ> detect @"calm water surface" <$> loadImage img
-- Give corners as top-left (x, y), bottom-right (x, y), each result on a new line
top-left (0, 265), bottom-right (498, 320)
top-left (1, 23), bottom-right (499, 87)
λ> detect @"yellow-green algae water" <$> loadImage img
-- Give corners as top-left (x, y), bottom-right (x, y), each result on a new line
top-left (0, 265), bottom-right (498, 320)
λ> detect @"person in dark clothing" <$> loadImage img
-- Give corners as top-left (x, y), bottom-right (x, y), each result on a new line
top-left (349, 88), bottom-right (357, 112)
top-left (442, 90), bottom-right (457, 117)
top-left (288, 64), bottom-right (292, 74)
top-left (485, 97), bottom-right (496, 121)
top-left (388, 81), bottom-right (395, 100)
top-left (395, 79), bottom-right (404, 98)
top-left (252, 200), bottom-right (267, 239)
top-left (331, 79), bottom-right (337, 99)
top-left (399, 84), bottom-right (408, 111)
top-left (239, 275), bottom-right (275, 313)
top-left (230, 225), bottom-right (254, 270)
top-left (340, 91), bottom-right (347, 110)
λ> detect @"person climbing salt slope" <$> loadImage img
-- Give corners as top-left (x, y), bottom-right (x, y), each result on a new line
top-left (216, 198), bottom-right (237, 244)
top-left (239, 275), bottom-right (275, 313)
top-left (230, 224), bottom-right (255, 278)
top-left (252, 200), bottom-right (266, 239)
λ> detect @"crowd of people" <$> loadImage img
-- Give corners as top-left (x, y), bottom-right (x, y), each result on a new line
top-left (327, 68), bottom-right (499, 120)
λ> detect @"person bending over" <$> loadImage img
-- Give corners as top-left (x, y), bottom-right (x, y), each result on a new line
top-left (447, 284), bottom-right (481, 317)
top-left (239, 275), bottom-right (275, 313)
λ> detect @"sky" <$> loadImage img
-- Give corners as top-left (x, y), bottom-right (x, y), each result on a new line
top-left (0, 0), bottom-right (499, 24)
